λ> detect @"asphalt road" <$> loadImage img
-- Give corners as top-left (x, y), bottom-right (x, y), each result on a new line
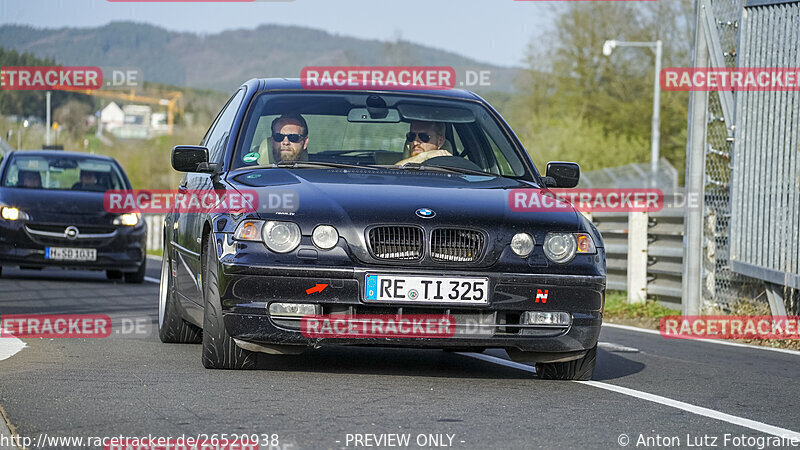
top-left (1, 260), bottom-right (799, 450)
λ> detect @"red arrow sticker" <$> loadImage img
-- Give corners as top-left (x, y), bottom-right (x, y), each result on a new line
top-left (306, 284), bottom-right (328, 295)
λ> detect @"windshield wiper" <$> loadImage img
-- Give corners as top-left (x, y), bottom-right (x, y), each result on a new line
top-left (392, 162), bottom-right (499, 177)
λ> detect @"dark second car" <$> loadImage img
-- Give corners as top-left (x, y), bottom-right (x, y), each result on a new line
top-left (0, 150), bottom-right (146, 282)
top-left (158, 79), bottom-right (606, 379)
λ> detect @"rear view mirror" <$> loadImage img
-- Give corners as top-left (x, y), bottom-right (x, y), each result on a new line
top-left (544, 162), bottom-right (580, 188)
top-left (172, 146), bottom-right (209, 172)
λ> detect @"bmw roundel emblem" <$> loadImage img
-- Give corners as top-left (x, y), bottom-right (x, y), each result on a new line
top-left (416, 208), bottom-right (436, 218)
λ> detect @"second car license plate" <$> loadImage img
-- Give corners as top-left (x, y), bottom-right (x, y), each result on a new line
top-left (364, 274), bottom-right (489, 304)
top-left (45, 247), bottom-right (97, 261)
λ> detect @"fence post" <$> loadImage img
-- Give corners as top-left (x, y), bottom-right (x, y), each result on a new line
top-left (627, 211), bottom-right (649, 304)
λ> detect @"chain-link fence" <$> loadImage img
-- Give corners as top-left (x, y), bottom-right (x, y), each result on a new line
top-left (685, 0), bottom-right (800, 315)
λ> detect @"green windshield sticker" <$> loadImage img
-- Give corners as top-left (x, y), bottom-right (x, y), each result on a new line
top-left (246, 173), bottom-right (262, 179)
top-left (243, 152), bottom-right (260, 163)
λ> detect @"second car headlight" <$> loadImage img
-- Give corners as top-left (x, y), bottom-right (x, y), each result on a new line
top-left (113, 212), bottom-right (140, 226)
top-left (262, 221), bottom-right (302, 253)
top-left (312, 225), bottom-right (339, 250)
top-left (510, 232), bottom-right (534, 257)
top-left (0, 206), bottom-right (30, 221)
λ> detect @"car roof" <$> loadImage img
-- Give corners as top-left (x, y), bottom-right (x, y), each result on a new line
top-left (245, 78), bottom-right (483, 101)
top-left (7, 150), bottom-right (116, 162)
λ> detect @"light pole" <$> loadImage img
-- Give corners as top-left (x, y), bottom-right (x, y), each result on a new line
top-left (18, 119), bottom-right (29, 150)
top-left (603, 39), bottom-right (663, 186)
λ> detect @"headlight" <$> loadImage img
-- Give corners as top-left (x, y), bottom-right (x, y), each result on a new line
top-left (113, 212), bottom-right (140, 226)
top-left (262, 221), bottom-right (301, 253)
top-left (312, 225), bottom-right (339, 250)
top-left (510, 232), bottom-right (534, 257)
top-left (1, 207), bottom-right (30, 221)
top-left (543, 233), bottom-right (577, 264)
top-left (234, 220), bottom-right (264, 241)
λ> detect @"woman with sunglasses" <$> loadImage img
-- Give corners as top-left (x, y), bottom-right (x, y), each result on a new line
top-left (396, 120), bottom-right (451, 165)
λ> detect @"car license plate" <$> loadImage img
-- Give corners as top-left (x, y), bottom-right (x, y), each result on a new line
top-left (364, 274), bottom-right (489, 304)
top-left (45, 247), bottom-right (97, 261)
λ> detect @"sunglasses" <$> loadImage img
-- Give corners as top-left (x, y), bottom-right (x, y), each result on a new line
top-left (406, 132), bottom-right (434, 143)
top-left (272, 133), bottom-right (306, 143)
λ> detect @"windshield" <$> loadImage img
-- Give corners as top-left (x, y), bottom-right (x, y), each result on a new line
top-left (232, 92), bottom-right (529, 178)
top-left (2, 154), bottom-right (128, 192)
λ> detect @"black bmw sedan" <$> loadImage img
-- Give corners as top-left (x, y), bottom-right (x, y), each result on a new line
top-left (0, 150), bottom-right (146, 283)
top-left (159, 78), bottom-right (606, 379)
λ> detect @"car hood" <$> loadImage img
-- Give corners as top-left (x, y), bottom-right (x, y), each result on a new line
top-left (230, 168), bottom-right (582, 264)
top-left (0, 188), bottom-right (114, 224)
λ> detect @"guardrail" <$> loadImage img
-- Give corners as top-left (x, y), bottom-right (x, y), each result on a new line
top-left (592, 209), bottom-right (684, 309)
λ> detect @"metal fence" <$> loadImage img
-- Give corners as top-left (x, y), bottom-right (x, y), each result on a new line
top-left (729, 0), bottom-right (800, 309)
top-left (685, 0), bottom-right (800, 315)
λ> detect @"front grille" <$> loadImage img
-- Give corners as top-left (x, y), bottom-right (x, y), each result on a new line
top-left (431, 228), bottom-right (485, 263)
top-left (368, 226), bottom-right (424, 260)
top-left (26, 224), bottom-right (115, 234)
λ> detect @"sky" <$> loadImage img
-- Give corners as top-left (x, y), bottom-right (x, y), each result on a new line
top-left (0, 0), bottom-right (558, 68)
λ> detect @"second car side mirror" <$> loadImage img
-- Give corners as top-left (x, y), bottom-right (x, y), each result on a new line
top-left (544, 162), bottom-right (580, 188)
top-left (172, 145), bottom-right (211, 173)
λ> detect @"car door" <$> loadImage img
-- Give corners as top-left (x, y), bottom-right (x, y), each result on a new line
top-left (174, 88), bottom-right (245, 303)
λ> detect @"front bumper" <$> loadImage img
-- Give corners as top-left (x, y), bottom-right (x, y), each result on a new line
top-left (219, 260), bottom-right (605, 360)
top-left (0, 220), bottom-right (146, 272)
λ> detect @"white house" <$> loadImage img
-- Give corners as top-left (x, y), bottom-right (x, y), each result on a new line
top-left (100, 102), bottom-right (124, 131)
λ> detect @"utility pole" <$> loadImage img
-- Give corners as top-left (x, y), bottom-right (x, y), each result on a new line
top-left (46, 91), bottom-right (51, 146)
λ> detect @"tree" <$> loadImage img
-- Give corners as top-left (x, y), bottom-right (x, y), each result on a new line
top-left (54, 100), bottom-right (91, 140)
top-left (511, 1), bottom-right (693, 181)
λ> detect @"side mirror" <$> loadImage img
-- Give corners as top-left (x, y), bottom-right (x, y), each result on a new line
top-left (172, 146), bottom-right (210, 173)
top-left (544, 162), bottom-right (580, 188)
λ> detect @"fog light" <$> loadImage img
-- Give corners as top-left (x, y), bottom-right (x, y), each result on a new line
top-left (268, 302), bottom-right (320, 318)
top-left (523, 311), bottom-right (572, 327)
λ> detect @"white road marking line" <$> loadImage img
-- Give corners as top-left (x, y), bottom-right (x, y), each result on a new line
top-left (603, 322), bottom-right (800, 356)
top-left (144, 276), bottom-right (160, 284)
top-left (457, 352), bottom-right (800, 440)
top-left (0, 336), bottom-right (26, 362)
top-left (597, 342), bottom-right (639, 353)
top-left (577, 380), bottom-right (800, 440)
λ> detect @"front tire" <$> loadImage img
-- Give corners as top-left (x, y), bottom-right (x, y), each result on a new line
top-left (201, 236), bottom-right (259, 369)
top-left (535, 345), bottom-right (597, 381)
top-left (158, 249), bottom-right (202, 344)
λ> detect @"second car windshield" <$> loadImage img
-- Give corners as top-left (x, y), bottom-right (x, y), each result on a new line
top-left (232, 93), bottom-right (528, 178)
top-left (2, 155), bottom-right (127, 192)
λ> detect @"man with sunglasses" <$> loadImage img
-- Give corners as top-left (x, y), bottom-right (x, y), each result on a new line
top-left (396, 120), bottom-right (451, 165)
top-left (257, 114), bottom-right (310, 163)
